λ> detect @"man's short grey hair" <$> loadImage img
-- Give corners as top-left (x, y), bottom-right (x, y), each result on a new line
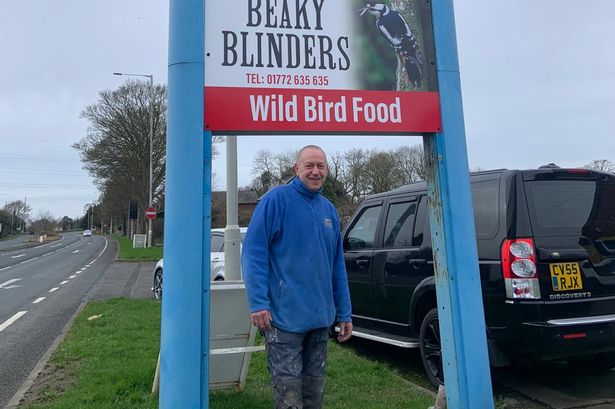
top-left (295, 145), bottom-right (328, 165)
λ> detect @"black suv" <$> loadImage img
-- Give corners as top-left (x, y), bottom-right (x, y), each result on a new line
top-left (343, 167), bottom-right (615, 385)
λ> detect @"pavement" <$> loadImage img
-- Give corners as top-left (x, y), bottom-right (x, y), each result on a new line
top-left (85, 260), bottom-right (155, 302)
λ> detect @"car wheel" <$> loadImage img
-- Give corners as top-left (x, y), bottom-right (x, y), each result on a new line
top-left (568, 352), bottom-right (615, 372)
top-left (152, 269), bottom-right (163, 300)
top-left (420, 308), bottom-right (444, 386)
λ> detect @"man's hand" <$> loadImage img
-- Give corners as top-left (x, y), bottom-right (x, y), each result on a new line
top-left (251, 310), bottom-right (272, 331)
top-left (337, 322), bottom-right (353, 342)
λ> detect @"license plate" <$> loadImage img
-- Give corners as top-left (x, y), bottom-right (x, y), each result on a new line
top-left (550, 262), bottom-right (583, 291)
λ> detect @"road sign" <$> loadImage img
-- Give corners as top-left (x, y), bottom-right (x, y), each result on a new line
top-left (145, 207), bottom-right (157, 220)
top-left (165, 0), bottom-right (494, 407)
top-left (204, 0), bottom-right (441, 135)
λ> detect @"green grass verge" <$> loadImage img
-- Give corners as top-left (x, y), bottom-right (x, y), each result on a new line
top-left (20, 299), bottom-right (160, 409)
top-left (114, 236), bottom-right (163, 261)
top-left (0, 234), bottom-right (21, 242)
top-left (19, 299), bottom-right (436, 409)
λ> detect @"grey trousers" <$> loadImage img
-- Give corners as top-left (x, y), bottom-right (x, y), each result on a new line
top-left (262, 326), bottom-right (329, 409)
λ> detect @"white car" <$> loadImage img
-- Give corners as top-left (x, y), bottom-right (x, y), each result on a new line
top-left (152, 227), bottom-right (247, 300)
top-left (83, 229), bottom-right (92, 237)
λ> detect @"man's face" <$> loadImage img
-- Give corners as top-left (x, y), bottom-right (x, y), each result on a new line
top-left (294, 148), bottom-right (328, 192)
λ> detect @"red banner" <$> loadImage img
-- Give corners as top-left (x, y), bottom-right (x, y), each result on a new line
top-left (204, 87), bottom-right (441, 134)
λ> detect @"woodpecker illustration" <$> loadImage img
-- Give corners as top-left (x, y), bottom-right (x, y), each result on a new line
top-left (359, 3), bottom-right (423, 87)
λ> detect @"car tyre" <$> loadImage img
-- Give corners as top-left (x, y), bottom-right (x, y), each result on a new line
top-left (567, 351), bottom-right (615, 372)
top-left (153, 269), bottom-right (163, 300)
top-left (420, 308), bottom-right (444, 386)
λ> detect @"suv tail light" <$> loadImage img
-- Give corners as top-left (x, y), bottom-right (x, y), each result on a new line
top-left (502, 238), bottom-right (541, 299)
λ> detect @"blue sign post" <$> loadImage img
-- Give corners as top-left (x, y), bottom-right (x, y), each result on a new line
top-left (424, 0), bottom-right (495, 408)
top-left (161, 0), bottom-right (210, 407)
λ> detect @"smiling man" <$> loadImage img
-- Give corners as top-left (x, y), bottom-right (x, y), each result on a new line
top-left (242, 145), bottom-right (352, 409)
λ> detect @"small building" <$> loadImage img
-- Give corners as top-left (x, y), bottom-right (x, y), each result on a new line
top-left (211, 190), bottom-right (259, 228)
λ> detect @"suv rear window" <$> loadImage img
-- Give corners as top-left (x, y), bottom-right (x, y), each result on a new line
top-left (525, 179), bottom-right (615, 237)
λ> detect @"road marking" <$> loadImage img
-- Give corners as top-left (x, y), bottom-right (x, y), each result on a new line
top-left (11, 254), bottom-right (26, 259)
top-left (91, 238), bottom-right (108, 264)
top-left (0, 311), bottom-right (27, 333)
top-left (69, 275), bottom-right (77, 279)
top-left (0, 266), bottom-right (10, 272)
top-left (80, 268), bottom-right (87, 271)
top-left (32, 297), bottom-right (46, 304)
top-left (60, 280), bottom-right (69, 285)
top-left (75, 271), bottom-right (81, 275)
top-left (43, 252), bottom-right (53, 257)
top-left (72, 250), bottom-right (80, 254)
top-left (0, 278), bottom-right (22, 290)
top-left (50, 243), bottom-right (62, 248)
top-left (19, 257), bottom-right (37, 265)
top-left (49, 287), bottom-right (59, 293)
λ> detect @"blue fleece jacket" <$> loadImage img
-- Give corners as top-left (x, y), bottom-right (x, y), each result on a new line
top-left (241, 177), bottom-right (352, 333)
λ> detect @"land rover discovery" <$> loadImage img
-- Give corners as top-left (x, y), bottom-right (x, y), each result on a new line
top-left (343, 167), bottom-right (615, 385)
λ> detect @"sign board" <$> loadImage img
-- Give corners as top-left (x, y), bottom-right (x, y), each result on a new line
top-left (145, 207), bottom-right (157, 220)
top-left (133, 234), bottom-right (147, 249)
top-left (161, 0), bottom-right (494, 407)
top-left (209, 281), bottom-right (263, 389)
top-left (204, 0), bottom-right (441, 134)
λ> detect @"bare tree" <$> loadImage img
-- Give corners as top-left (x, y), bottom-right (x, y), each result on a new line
top-left (364, 151), bottom-right (403, 193)
top-left (74, 80), bottom-right (167, 234)
top-left (395, 145), bottom-right (425, 183)
top-left (328, 151), bottom-right (346, 191)
top-left (249, 145), bottom-right (427, 210)
top-left (276, 149), bottom-right (298, 181)
top-left (2, 200), bottom-right (31, 222)
top-left (342, 148), bottom-right (370, 203)
top-left (252, 150), bottom-right (277, 178)
top-left (584, 159), bottom-right (615, 173)
top-left (251, 149), bottom-right (297, 192)
top-left (30, 211), bottom-right (57, 235)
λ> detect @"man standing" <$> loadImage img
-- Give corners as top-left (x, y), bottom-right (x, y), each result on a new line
top-left (242, 145), bottom-right (353, 409)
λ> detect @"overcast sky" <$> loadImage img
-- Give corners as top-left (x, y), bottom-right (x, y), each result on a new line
top-left (0, 1), bottom-right (613, 219)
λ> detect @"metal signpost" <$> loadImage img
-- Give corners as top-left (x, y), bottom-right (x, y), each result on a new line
top-left (164, 0), bottom-right (494, 407)
top-left (162, 0), bottom-right (209, 407)
top-left (425, 1), bottom-right (494, 407)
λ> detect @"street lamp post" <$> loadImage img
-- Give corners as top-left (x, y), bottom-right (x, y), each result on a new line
top-left (113, 72), bottom-right (154, 247)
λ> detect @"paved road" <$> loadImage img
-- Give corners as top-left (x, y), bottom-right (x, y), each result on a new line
top-left (493, 363), bottom-right (615, 409)
top-left (0, 232), bottom-right (115, 408)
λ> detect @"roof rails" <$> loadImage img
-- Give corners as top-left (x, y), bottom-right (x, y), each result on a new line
top-left (469, 168), bottom-right (508, 175)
